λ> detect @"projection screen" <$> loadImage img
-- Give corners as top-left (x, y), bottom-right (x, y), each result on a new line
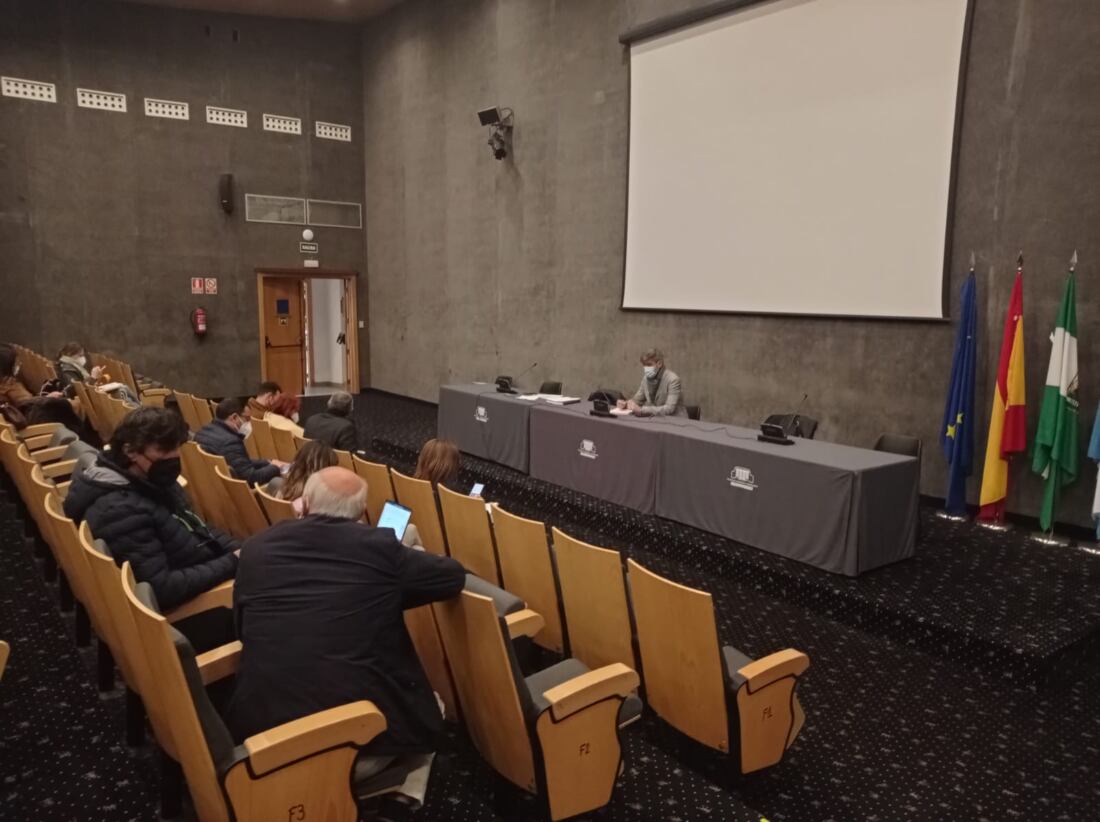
top-left (622, 0), bottom-right (971, 318)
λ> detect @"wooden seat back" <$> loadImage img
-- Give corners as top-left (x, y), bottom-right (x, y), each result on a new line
top-left (433, 591), bottom-right (536, 793)
top-left (195, 397), bottom-right (215, 427)
top-left (490, 504), bottom-right (564, 654)
top-left (551, 528), bottom-right (636, 672)
top-left (174, 392), bottom-right (203, 432)
top-left (194, 445), bottom-right (243, 537)
top-left (249, 416), bottom-right (279, 461)
top-left (269, 424), bottom-right (298, 463)
top-left (178, 441), bottom-right (214, 522)
top-left (437, 484), bottom-right (500, 585)
top-left (351, 455), bottom-right (394, 526)
top-left (626, 559), bottom-right (729, 752)
top-left (214, 465), bottom-right (271, 536)
top-left (333, 448), bottom-right (354, 471)
top-left (390, 470), bottom-right (447, 555)
top-left (256, 484), bottom-right (296, 524)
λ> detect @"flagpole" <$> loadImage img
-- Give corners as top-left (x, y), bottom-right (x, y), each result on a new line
top-left (977, 251), bottom-right (1023, 533)
top-left (937, 256), bottom-right (977, 523)
top-left (1030, 250), bottom-right (1078, 549)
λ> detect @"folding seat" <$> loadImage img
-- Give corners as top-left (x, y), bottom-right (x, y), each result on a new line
top-left (351, 455), bottom-right (395, 526)
top-left (390, 470), bottom-right (447, 556)
top-left (437, 484), bottom-right (500, 585)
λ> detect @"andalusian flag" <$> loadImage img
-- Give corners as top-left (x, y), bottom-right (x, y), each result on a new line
top-left (1032, 271), bottom-right (1079, 531)
top-left (941, 272), bottom-right (978, 515)
top-left (977, 270), bottom-right (1026, 521)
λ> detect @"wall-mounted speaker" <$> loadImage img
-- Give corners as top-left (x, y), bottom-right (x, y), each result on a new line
top-left (219, 173), bottom-right (234, 214)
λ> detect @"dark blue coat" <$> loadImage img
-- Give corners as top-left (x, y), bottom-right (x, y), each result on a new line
top-left (194, 419), bottom-right (280, 486)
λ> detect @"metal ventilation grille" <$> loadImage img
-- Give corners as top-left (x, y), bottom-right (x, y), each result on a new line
top-left (307, 199), bottom-right (362, 229)
top-left (144, 98), bottom-right (189, 120)
top-left (263, 113), bottom-right (301, 135)
top-left (77, 88), bottom-right (127, 112)
top-left (206, 105), bottom-right (248, 128)
top-left (2, 76), bottom-right (57, 102)
top-left (245, 194), bottom-right (306, 225)
top-left (315, 121), bottom-right (352, 142)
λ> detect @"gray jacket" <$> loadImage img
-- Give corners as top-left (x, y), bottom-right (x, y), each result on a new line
top-left (632, 368), bottom-right (687, 417)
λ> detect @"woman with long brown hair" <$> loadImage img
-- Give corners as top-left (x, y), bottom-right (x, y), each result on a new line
top-left (278, 440), bottom-right (339, 514)
top-left (413, 438), bottom-right (461, 487)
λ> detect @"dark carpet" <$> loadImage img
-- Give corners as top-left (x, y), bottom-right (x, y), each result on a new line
top-left (0, 389), bottom-right (1097, 821)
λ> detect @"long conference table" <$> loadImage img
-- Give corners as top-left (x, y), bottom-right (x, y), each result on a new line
top-left (437, 383), bottom-right (918, 576)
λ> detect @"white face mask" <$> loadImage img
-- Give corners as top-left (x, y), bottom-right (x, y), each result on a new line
top-left (238, 421), bottom-right (253, 438)
top-left (644, 365), bottom-right (659, 380)
top-left (77, 355), bottom-right (87, 368)
top-left (291, 412), bottom-right (300, 423)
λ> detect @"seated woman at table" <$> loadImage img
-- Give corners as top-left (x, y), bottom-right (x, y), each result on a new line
top-left (617, 347), bottom-right (687, 417)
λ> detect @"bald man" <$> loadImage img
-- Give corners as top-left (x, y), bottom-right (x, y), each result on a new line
top-left (227, 467), bottom-right (466, 757)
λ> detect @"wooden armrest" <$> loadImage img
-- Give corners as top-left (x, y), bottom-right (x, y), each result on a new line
top-left (25, 434), bottom-right (53, 450)
top-left (18, 423), bottom-right (61, 438)
top-left (541, 663), bottom-right (639, 722)
top-left (505, 608), bottom-right (545, 639)
top-left (737, 649), bottom-right (810, 693)
top-left (166, 579), bottom-right (234, 623)
top-left (56, 481), bottom-right (70, 498)
top-left (42, 459), bottom-right (77, 478)
top-left (244, 700), bottom-right (387, 777)
top-left (31, 444), bottom-right (68, 462)
top-left (198, 640), bottom-right (242, 684)
top-left (141, 387), bottom-right (170, 396)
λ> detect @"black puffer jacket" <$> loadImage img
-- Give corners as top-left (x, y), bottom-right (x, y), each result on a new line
top-left (194, 419), bottom-right (280, 486)
top-left (63, 453), bottom-right (239, 610)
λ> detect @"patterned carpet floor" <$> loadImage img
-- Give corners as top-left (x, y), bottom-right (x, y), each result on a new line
top-left (1, 389), bottom-right (1098, 820)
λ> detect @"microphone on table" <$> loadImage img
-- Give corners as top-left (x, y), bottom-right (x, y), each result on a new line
top-left (495, 361), bottom-right (538, 394)
top-left (791, 393), bottom-right (808, 437)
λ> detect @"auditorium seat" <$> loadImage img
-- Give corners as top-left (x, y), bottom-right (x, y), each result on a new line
top-left (390, 470), bottom-right (448, 555)
top-left (351, 455), bottom-right (395, 526)
top-left (433, 589), bottom-right (639, 820)
top-left (0, 640), bottom-right (8, 680)
top-left (490, 504), bottom-right (565, 654)
top-left (437, 484), bottom-right (501, 585)
top-left (214, 465), bottom-right (271, 537)
top-left (256, 484), bottom-right (296, 524)
top-left (269, 424), bottom-right (298, 463)
top-left (248, 416), bottom-right (279, 461)
top-left (121, 564), bottom-right (402, 822)
top-left (173, 391), bottom-right (203, 432)
top-left (550, 528), bottom-right (638, 675)
top-left (627, 559), bottom-right (809, 774)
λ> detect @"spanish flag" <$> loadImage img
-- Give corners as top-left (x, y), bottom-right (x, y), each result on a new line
top-left (977, 270), bottom-right (1026, 521)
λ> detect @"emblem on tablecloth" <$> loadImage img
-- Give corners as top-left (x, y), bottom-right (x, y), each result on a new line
top-left (728, 466), bottom-right (757, 490)
top-left (474, 406), bottom-right (489, 423)
top-left (578, 439), bottom-right (598, 460)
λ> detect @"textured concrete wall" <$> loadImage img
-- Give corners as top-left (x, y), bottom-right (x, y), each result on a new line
top-left (362, 0), bottom-right (1100, 526)
top-left (0, 0), bottom-right (367, 397)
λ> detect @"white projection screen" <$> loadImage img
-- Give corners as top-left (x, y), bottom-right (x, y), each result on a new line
top-left (622, 0), bottom-right (972, 318)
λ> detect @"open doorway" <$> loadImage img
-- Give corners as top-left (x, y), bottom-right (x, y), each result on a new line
top-left (256, 269), bottom-right (361, 398)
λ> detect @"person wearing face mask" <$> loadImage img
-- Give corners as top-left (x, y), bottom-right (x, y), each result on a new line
top-left (0, 343), bottom-right (86, 431)
top-left (618, 347), bottom-right (687, 417)
top-left (55, 341), bottom-right (139, 404)
top-left (265, 392), bottom-right (305, 439)
top-left (62, 407), bottom-right (240, 621)
top-left (194, 398), bottom-right (287, 487)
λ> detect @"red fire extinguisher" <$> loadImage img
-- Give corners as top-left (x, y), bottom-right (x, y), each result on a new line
top-left (191, 307), bottom-right (208, 337)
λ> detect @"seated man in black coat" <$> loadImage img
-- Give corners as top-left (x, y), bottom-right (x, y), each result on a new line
top-left (302, 390), bottom-right (358, 452)
top-left (228, 467), bottom-right (465, 760)
top-left (63, 407), bottom-right (239, 614)
top-left (194, 398), bottom-right (286, 486)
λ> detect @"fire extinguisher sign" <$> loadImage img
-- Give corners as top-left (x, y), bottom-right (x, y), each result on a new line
top-left (191, 277), bottom-right (205, 295)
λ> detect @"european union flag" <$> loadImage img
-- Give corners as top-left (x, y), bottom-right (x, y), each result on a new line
top-left (941, 272), bottom-right (978, 515)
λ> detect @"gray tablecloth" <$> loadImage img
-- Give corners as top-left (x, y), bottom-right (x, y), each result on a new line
top-left (655, 420), bottom-right (918, 575)
top-left (437, 384), bottom-right (533, 472)
top-left (528, 402), bottom-right (664, 514)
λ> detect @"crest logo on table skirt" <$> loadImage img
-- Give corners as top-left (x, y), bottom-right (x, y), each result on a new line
top-left (474, 406), bottom-right (489, 423)
top-left (578, 439), bottom-right (598, 460)
top-left (728, 466), bottom-right (757, 490)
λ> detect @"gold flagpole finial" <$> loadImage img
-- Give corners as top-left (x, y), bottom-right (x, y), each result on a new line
top-left (1017, 251), bottom-right (1024, 269)
top-left (1070, 249), bottom-right (1078, 272)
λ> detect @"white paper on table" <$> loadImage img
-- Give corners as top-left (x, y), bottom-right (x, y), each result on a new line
top-left (517, 394), bottom-right (540, 401)
top-left (610, 407), bottom-right (632, 416)
top-left (543, 395), bottom-right (581, 405)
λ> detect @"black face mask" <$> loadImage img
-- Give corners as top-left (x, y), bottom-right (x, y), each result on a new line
top-left (146, 457), bottom-right (182, 488)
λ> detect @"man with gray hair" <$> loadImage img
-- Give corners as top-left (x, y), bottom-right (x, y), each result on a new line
top-left (618, 347), bottom-right (687, 417)
top-left (228, 466), bottom-right (465, 766)
top-left (302, 389), bottom-right (358, 451)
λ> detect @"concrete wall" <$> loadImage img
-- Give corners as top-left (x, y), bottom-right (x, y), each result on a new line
top-left (0, 0), bottom-right (367, 397)
top-left (361, 0), bottom-right (1100, 526)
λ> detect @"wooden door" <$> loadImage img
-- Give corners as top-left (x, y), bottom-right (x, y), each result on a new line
top-left (261, 277), bottom-right (304, 396)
